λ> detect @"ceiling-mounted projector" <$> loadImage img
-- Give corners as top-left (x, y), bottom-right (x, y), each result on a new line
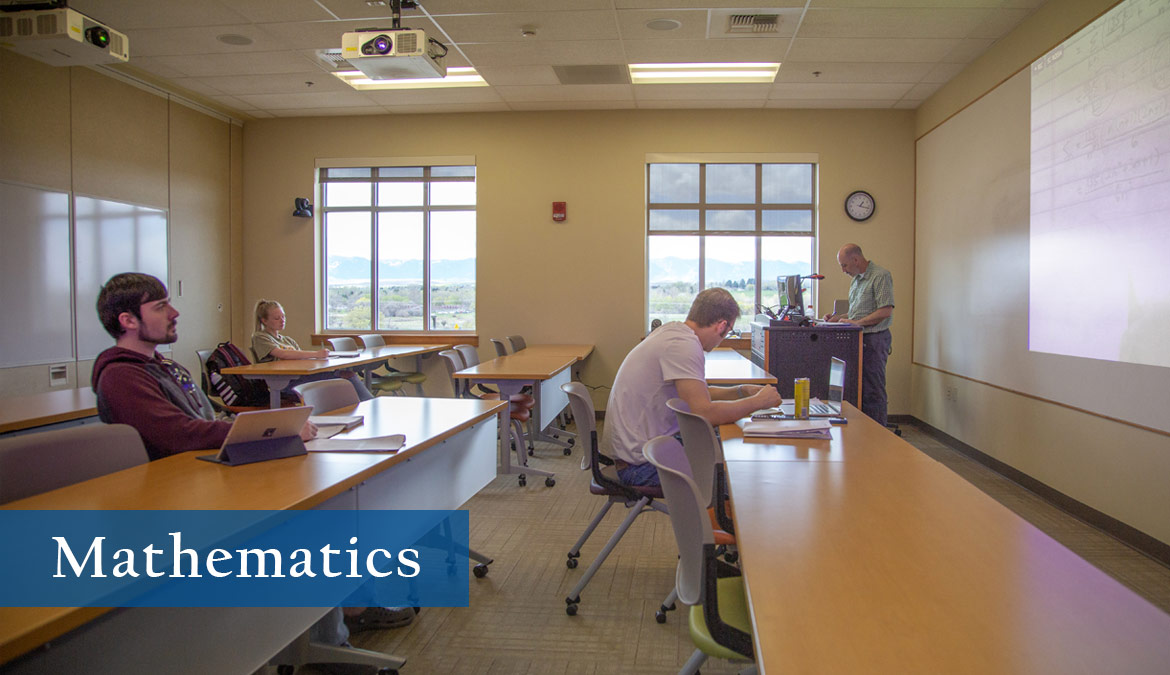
top-left (341, 29), bottom-right (446, 80)
top-left (0, 7), bottom-right (128, 66)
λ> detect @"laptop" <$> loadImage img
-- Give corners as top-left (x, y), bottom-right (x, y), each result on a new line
top-left (199, 406), bottom-right (312, 465)
top-left (761, 357), bottom-right (846, 418)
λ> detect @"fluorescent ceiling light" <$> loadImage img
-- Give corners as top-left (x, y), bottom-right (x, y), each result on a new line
top-left (334, 67), bottom-right (487, 90)
top-left (628, 62), bottom-right (780, 84)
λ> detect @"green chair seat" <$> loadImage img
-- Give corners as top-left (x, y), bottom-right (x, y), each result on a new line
top-left (688, 576), bottom-right (754, 662)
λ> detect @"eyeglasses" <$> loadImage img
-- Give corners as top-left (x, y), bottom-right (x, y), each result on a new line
top-left (722, 322), bottom-right (736, 339)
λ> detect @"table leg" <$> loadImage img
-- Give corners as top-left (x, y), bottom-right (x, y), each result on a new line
top-left (495, 380), bottom-right (554, 487)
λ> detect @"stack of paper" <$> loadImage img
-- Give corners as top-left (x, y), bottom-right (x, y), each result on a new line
top-left (308, 415), bottom-right (363, 438)
top-left (740, 418), bottom-right (832, 439)
top-left (305, 434), bottom-right (407, 452)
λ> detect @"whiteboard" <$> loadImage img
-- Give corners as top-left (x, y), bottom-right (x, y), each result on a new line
top-left (74, 196), bottom-right (169, 360)
top-left (0, 182), bottom-right (73, 367)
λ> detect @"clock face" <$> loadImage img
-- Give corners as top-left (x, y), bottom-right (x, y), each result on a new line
top-left (845, 190), bottom-right (875, 221)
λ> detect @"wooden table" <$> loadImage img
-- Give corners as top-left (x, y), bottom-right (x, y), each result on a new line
top-left (720, 404), bottom-right (1170, 674)
top-left (223, 344), bottom-right (449, 407)
top-left (0, 396), bottom-right (503, 674)
top-left (703, 348), bottom-right (778, 386)
top-left (514, 344), bottom-right (594, 361)
top-left (454, 352), bottom-right (581, 486)
top-left (0, 388), bottom-right (98, 435)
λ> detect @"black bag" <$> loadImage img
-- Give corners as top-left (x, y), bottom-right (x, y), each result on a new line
top-left (204, 342), bottom-right (269, 407)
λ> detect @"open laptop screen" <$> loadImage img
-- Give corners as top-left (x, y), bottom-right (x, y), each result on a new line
top-left (828, 357), bottom-right (846, 407)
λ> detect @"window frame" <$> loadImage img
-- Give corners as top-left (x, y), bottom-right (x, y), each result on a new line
top-left (316, 157), bottom-right (477, 334)
top-left (645, 158), bottom-right (819, 328)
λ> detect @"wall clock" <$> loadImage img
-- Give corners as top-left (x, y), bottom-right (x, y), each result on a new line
top-left (845, 190), bottom-right (875, 222)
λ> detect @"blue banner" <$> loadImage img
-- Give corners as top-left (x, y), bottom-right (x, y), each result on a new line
top-left (0, 510), bottom-right (469, 608)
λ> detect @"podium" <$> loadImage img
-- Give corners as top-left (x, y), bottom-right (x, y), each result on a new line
top-left (750, 320), bottom-right (863, 404)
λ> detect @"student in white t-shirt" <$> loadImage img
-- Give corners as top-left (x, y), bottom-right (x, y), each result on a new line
top-left (602, 288), bottom-right (781, 486)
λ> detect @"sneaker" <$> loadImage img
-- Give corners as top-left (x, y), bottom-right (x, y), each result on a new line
top-left (343, 606), bottom-right (415, 633)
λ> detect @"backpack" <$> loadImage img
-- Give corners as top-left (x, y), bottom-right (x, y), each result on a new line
top-left (204, 342), bottom-right (270, 407)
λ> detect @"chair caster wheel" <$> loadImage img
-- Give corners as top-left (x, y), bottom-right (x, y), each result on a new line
top-left (566, 603), bottom-right (578, 616)
top-left (528, 449), bottom-right (534, 456)
top-left (518, 474), bottom-right (526, 487)
top-left (277, 666), bottom-right (294, 675)
top-left (568, 438), bottom-right (575, 446)
top-left (545, 477), bottom-right (556, 487)
top-left (566, 557), bottom-right (578, 569)
top-left (473, 563), bottom-right (489, 578)
top-left (655, 610), bottom-right (667, 624)
top-left (563, 447), bottom-right (572, 455)
top-left (724, 551), bottom-right (738, 564)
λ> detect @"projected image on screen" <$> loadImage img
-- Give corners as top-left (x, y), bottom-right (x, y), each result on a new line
top-left (1030, 0), bottom-right (1170, 367)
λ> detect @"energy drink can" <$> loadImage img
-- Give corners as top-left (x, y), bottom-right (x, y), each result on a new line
top-left (794, 377), bottom-right (810, 419)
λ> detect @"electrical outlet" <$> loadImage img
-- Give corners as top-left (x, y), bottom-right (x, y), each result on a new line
top-left (951, 384), bottom-right (959, 403)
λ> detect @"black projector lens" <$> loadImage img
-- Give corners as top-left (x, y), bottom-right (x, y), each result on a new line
top-left (361, 34), bottom-right (392, 55)
top-left (85, 26), bottom-right (110, 49)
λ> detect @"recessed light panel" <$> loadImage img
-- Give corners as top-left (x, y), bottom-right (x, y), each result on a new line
top-left (334, 66), bottom-right (487, 90)
top-left (628, 63), bottom-right (780, 84)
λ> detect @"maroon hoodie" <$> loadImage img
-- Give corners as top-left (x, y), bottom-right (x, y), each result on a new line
top-left (92, 347), bottom-right (231, 461)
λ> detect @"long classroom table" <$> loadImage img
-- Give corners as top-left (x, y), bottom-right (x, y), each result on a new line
top-left (0, 388), bottom-right (98, 436)
top-left (719, 403), bottom-right (1170, 674)
top-left (703, 348), bottom-right (777, 386)
top-left (0, 396), bottom-right (504, 674)
top-left (223, 343), bottom-right (449, 407)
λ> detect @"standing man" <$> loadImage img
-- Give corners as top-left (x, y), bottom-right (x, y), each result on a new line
top-left (824, 243), bottom-right (894, 427)
top-left (603, 287), bottom-right (781, 486)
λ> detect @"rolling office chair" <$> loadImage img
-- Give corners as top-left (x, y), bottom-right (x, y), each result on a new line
top-left (666, 399), bottom-right (738, 540)
top-left (644, 436), bottom-right (755, 675)
top-left (0, 424), bottom-right (148, 504)
top-left (453, 344), bottom-right (538, 453)
top-left (436, 350), bottom-right (552, 488)
top-left (560, 382), bottom-right (675, 618)
top-left (357, 334), bottom-right (426, 395)
top-left (294, 379), bottom-right (359, 414)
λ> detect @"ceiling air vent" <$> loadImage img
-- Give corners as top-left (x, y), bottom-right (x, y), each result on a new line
top-left (315, 49), bottom-right (351, 72)
top-left (727, 14), bottom-right (780, 34)
top-left (553, 65), bottom-right (630, 85)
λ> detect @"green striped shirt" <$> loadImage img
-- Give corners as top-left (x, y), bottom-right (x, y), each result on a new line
top-left (848, 260), bottom-right (894, 334)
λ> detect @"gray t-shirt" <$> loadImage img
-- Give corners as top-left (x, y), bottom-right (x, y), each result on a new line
top-left (601, 322), bottom-right (706, 465)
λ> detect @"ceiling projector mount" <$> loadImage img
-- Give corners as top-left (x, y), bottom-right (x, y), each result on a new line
top-left (341, 0), bottom-right (449, 80)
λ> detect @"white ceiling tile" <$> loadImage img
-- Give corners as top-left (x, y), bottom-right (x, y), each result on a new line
top-left (624, 38), bottom-right (790, 63)
top-left (208, 94), bottom-right (258, 111)
top-left (267, 106), bottom-right (388, 117)
top-left (787, 37), bottom-right (960, 63)
top-left (893, 99), bottom-right (923, 109)
top-left (149, 51), bottom-right (325, 77)
top-left (245, 110), bottom-right (275, 118)
top-left (194, 72), bottom-right (353, 96)
top-left (494, 84), bottom-right (634, 102)
top-left (633, 83), bottom-right (772, 101)
top-left (460, 41), bottom-right (626, 68)
top-left (70, 0), bottom-right (249, 30)
top-left (635, 99), bottom-right (765, 109)
top-left (235, 90), bottom-right (380, 109)
top-left (775, 61), bottom-right (933, 83)
top-left (220, 0), bottom-right (335, 24)
top-left (617, 1), bottom-right (805, 8)
top-left (475, 65), bottom-right (560, 86)
top-left (615, 9), bottom-right (711, 40)
top-left (967, 9), bottom-right (1034, 39)
top-left (259, 17), bottom-right (443, 51)
top-left (940, 38), bottom-right (996, 63)
top-left (381, 102), bottom-right (513, 114)
top-left (166, 77), bottom-right (228, 97)
top-left (904, 81), bottom-right (941, 99)
top-left (361, 87), bottom-right (506, 106)
top-left (922, 61), bottom-right (968, 83)
top-left (124, 23), bottom-right (290, 57)
top-left (422, 0), bottom-right (614, 12)
top-left (810, 1), bottom-right (1003, 7)
top-left (798, 8), bottom-right (992, 39)
top-left (119, 57), bottom-right (188, 80)
top-left (764, 99), bottom-right (897, 109)
top-left (508, 100), bottom-right (636, 111)
top-left (769, 82), bottom-right (913, 100)
top-left (436, 11), bottom-right (619, 43)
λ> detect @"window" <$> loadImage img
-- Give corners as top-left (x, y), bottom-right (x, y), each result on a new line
top-left (647, 162), bottom-right (816, 329)
top-left (319, 164), bottom-right (476, 332)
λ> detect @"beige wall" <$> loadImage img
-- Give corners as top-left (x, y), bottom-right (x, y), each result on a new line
top-left (241, 108), bottom-right (916, 411)
top-left (912, 0), bottom-right (1170, 545)
top-left (0, 50), bottom-right (239, 397)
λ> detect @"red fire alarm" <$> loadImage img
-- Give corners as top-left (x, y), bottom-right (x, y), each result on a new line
top-left (552, 202), bottom-right (567, 222)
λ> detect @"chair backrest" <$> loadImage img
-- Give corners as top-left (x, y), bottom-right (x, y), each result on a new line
top-left (326, 337), bottom-right (358, 351)
top-left (455, 344), bottom-right (480, 368)
top-left (0, 424), bottom-right (149, 504)
top-left (356, 334), bottom-right (385, 349)
top-left (507, 335), bottom-right (527, 352)
top-left (644, 435), bottom-right (712, 607)
top-left (196, 348), bottom-right (214, 395)
top-left (666, 398), bottom-right (721, 509)
top-left (490, 338), bottom-right (510, 358)
top-left (561, 382), bottom-right (597, 471)
top-left (293, 379), bottom-right (359, 413)
top-left (437, 349), bottom-right (467, 398)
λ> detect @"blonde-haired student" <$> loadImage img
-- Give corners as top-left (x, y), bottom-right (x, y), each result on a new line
top-left (251, 299), bottom-right (373, 402)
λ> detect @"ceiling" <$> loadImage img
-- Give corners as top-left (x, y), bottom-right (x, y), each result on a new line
top-left (68, 0), bottom-right (1046, 120)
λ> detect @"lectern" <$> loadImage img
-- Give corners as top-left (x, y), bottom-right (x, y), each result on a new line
top-left (750, 319), bottom-right (863, 404)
